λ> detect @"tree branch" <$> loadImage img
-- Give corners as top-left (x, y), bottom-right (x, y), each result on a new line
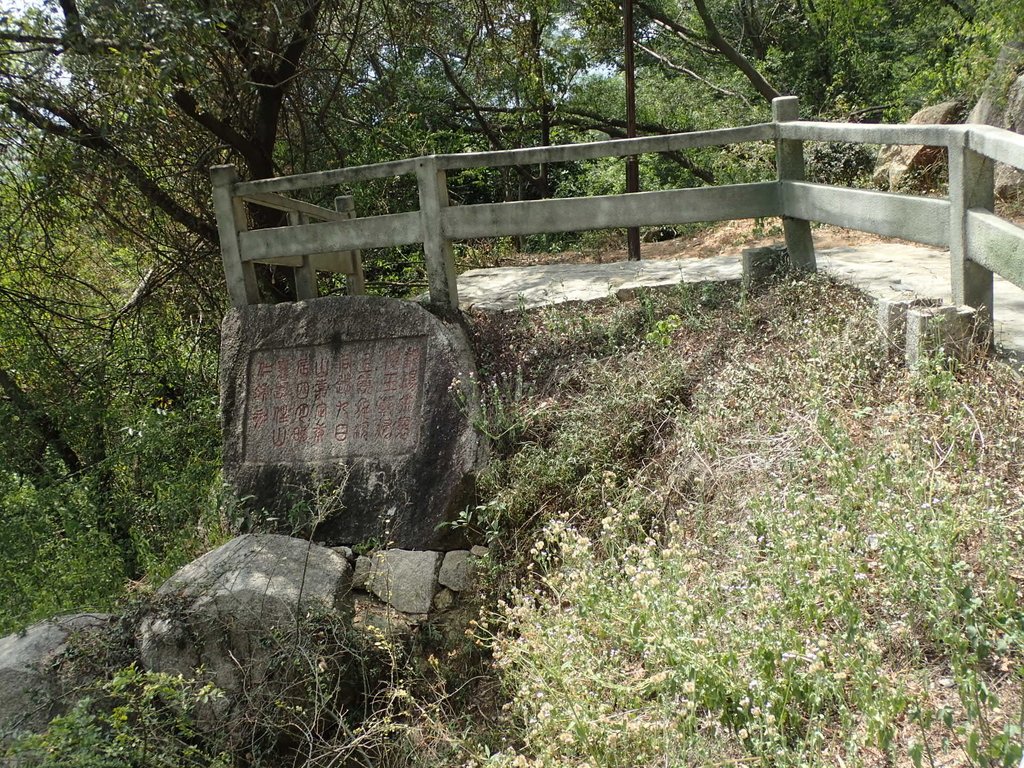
top-left (171, 88), bottom-right (263, 171)
top-left (637, 42), bottom-right (751, 104)
top-left (5, 97), bottom-right (217, 244)
top-left (633, 1), bottom-right (718, 56)
top-left (691, 0), bottom-right (780, 102)
top-left (0, 367), bottom-right (83, 475)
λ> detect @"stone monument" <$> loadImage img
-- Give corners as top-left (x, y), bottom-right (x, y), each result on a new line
top-left (220, 296), bottom-right (485, 550)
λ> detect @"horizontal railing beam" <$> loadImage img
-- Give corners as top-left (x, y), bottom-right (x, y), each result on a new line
top-left (233, 158), bottom-right (419, 196)
top-left (240, 192), bottom-right (351, 222)
top-left (965, 124), bottom-right (1024, 172)
top-left (782, 181), bottom-right (951, 247)
top-left (443, 183), bottom-right (781, 239)
top-left (966, 209), bottom-right (1024, 290)
top-left (238, 211), bottom-right (422, 262)
top-left (778, 121), bottom-right (953, 147)
top-left (435, 124), bottom-right (775, 171)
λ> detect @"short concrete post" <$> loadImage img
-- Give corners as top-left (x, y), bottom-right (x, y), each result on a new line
top-left (210, 165), bottom-right (259, 307)
top-left (416, 157), bottom-right (459, 308)
top-left (335, 195), bottom-right (366, 296)
top-left (741, 245), bottom-right (787, 292)
top-left (876, 297), bottom-right (941, 355)
top-left (772, 96), bottom-right (816, 273)
top-left (905, 305), bottom-right (985, 367)
top-left (949, 129), bottom-right (995, 337)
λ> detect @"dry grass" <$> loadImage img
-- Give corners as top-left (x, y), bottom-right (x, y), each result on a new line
top-left (461, 276), bottom-right (1024, 767)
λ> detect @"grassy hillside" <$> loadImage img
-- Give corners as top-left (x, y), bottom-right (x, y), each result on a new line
top-left (455, 275), bottom-right (1024, 767)
top-left (8, 274), bottom-right (1023, 768)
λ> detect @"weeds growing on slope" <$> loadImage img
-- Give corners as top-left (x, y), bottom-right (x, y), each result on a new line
top-left (465, 276), bottom-right (1024, 767)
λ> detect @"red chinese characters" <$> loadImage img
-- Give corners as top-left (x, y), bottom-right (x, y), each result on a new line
top-left (244, 337), bottom-right (427, 462)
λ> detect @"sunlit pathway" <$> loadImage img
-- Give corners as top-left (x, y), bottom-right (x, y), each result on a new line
top-left (457, 243), bottom-right (1024, 361)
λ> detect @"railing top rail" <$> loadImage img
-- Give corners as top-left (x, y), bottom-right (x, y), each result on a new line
top-left (434, 123), bottom-right (775, 170)
top-left (227, 118), bottom-right (1024, 200)
top-left (778, 121), bottom-right (955, 146)
top-left (965, 123), bottom-right (1024, 171)
top-left (233, 157), bottom-right (419, 196)
top-left (226, 124), bottom-right (775, 197)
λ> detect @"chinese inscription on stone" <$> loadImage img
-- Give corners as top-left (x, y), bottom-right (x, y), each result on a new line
top-left (243, 336), bottom-right (426, 463)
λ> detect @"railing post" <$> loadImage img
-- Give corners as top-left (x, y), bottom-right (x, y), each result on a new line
top-left (772, 96), bottom-right (816, 272)
top-left (335, 195), bottom-right (366, 296)
top-left (949, 128), bottom-right (995, 333)
top-left (287, 210), bottom-right (319, 301)
top-left (210, 165), bottom-right (259, 307)
top-left (416, 156), bottom-right (459, 308)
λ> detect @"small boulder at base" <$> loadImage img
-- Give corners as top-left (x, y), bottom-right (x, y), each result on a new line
top-left (365, 549), bottom-right (442, 615)
top-left (0, 613), bottom-right (113, 742)
top-left (138, 534), bottom-right (352, 695)
top-left (438, 549), bottom-right (478, 592)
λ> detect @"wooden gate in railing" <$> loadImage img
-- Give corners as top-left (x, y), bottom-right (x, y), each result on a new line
top-left (211, 96), bottom-right (1024, 333)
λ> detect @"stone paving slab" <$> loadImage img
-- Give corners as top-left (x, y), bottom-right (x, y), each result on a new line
top-left (818, 244), bottom-right (1024, 359)
top-left (456, 253), bottom-right (742, 312)
top-left (456, 244), bottom-right (1024, 359)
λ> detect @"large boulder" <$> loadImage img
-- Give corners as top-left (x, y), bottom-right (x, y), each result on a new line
top-left (872, 100), bottom-right (966, 189)
top-left (968, 44), bottom-right (1024, 200)
top-left (0, 613), bottom-right (113, 742)
top-left (219, 296), bottom-right (486, 550)
top-left (138, 534), bottom-right (353, 697)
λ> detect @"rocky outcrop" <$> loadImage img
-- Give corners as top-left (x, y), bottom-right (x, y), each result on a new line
top-left (968, 44), bottom-right (1024, 200)
top-left (872, 101), bottom-right (966, 189)
top-left (138, 534), bottom-right (353, 696)
top-left (2, 535), bottom-right (487, 752)
top-left (0, 613), bottom-right (113, 742)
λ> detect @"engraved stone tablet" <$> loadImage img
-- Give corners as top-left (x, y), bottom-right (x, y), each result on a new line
top-left (243, 338), bottom-right (426, 463)
top-left (220, 297), bottom-right (485, 550)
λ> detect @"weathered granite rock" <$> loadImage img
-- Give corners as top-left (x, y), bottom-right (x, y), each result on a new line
top-left (220, 296), bottom-right (485, 550)
top-left (365, 549), bottom-right (441, 614)
top-left (438, 550), bottom-right (476, 592)
top-left (138, 534), bottom-right (352, 695)
top-left (872, 101), bottom-right (965, 189)
top-left (352, 555), bottom-right (372, 590)
top-left (332, 545), bottom-right (355, 564)
top-left (433, 588), bottom-right (457, 612)
top-left (0, 613), bottom-right (113, 741)
top-left (969, 47), bottom-right (1024, 200)
top-left (352, 596), bottom-right (418, 635)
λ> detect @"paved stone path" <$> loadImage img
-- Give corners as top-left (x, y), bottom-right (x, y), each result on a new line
top-left (457, 243), bottom-right (1024, 360)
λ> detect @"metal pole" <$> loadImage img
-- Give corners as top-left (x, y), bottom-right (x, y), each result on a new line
top-left (624, 0), bottom-right (641, 260)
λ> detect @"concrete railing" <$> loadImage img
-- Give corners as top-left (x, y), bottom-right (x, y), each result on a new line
top-left (211, 96), bottom-right (1024, 331)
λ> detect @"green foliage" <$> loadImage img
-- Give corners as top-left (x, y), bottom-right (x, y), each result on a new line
top-left (7, 665), bottom-right (230, 767)
top-left (0, 474), bottom-right (124, 635)
top-left (805, 141), bottom-right (878, 187)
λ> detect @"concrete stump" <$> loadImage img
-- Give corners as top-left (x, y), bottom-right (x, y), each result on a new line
top-left (741, 245), bottom-right (788, 293)
top-left (877, 297), bottom-right (942, 354)
top-left (905, 305), bottom-right (985, 367)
